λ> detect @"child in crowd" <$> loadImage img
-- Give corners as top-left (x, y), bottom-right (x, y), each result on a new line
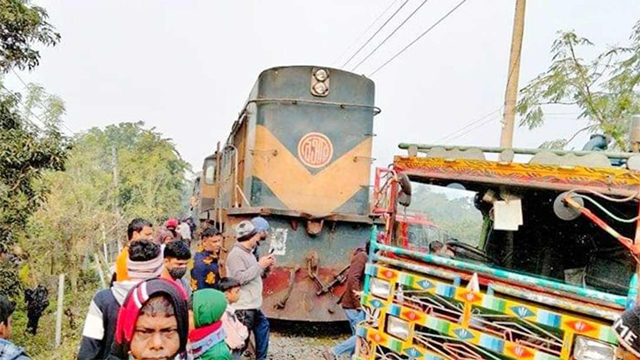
top-left (189, 289), bottom-right (232, 359)
top-left (216, 277), bottom-right (249, 359)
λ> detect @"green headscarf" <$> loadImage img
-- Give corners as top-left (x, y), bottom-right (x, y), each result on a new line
top-left (191, 289), bottom-right (232, 360)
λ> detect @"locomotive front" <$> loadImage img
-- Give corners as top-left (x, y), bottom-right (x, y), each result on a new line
top-left (199, 66), bottom-right (380, 322)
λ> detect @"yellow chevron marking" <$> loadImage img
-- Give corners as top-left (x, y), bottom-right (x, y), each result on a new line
top-left (253, 125), bottom-right (372, 215)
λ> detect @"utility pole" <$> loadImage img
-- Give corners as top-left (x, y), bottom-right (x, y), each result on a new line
top-left (499, 0), bottom-right (526, 148)
top-left (111, 146), bottom-right (122, 252)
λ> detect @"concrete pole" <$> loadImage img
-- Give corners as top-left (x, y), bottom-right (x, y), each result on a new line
top-left (55, 273), bottom-right (65, 347)
top-left (499, 0), bottom-right (526, 148)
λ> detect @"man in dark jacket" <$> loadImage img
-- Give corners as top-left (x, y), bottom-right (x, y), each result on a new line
top-left (24, 285), bottom-right (49, 335)
top-left (323, 242), bottom-right (369, 360)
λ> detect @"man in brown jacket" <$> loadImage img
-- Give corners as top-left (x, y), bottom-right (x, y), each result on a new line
top-left (323, 242), bottom-right (369, 360)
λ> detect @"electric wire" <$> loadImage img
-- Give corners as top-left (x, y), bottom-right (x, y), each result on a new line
top-left (351, 0), bottom-right (431, 72)
top-left (11, 68), bottom-right (75, 134)
top-left (444, 114), bottom-right (500, 144)
top-left (332, 0), bottom-right (402, 66)
top-left (369, 0), bottom-right (469, 76)
top-left (573, 194), bottom-right (640, 224)
top-left (0, 83), bottom-right (43, 129)
top-left (341, 0), bottom-right (410, 68)
top-left (436, 107), bottom-right (503, 143)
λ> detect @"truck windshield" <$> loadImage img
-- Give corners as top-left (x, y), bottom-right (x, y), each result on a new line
top-left (398, 181), bottom-right (636, 296)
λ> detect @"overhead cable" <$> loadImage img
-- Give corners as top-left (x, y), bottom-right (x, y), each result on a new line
top-left (352, 0), bottom-right (431, 72)
top-left (341, 0), bottom-right (411, 68)
top-left (369, 0), bottom-right (469, 77)
top-left (436, 107), bottom-right (502, 143)
top-left (332, 0), bottom-right (402, 66)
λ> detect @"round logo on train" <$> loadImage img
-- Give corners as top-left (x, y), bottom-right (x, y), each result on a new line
top-left (297, 132), bottom-right (334, 168)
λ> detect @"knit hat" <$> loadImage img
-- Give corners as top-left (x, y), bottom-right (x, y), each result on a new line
top-left (126, 240), bottom-right (163, 280)
top-left (235, 220), bottom-right (256, 241)
top-left (112, 278), bottom-right (189, 358)
top-left (166, 218), bottom-right (178, 230)
top-left (189, 289), bottom-right (231, 360)
top-left (251, 217), bottom-right (270, 233)
top-left (614, 305), bottom-right (640, 357)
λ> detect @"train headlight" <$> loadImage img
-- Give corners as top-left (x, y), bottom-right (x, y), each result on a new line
top-left (313, 82), bottom-right (327, 95)
top-left (370, 277), bottom-right (391, 298)
top-left (573, 336), bottom-right (615, 360)
top-left (314, 69), bottom-right (328, 81)
top-left (386, 316), bottom-right (410, 340)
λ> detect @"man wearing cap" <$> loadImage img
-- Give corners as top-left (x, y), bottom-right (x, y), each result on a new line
top-left (226, 220), bottom-right (275, 360)
top-left (251, 217), bottom-right (270, 261)
top-left (614, 304), bottom-right (640, 359)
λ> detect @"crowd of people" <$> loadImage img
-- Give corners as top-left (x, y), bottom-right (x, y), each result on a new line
top-left (0, 214), bottom-right (375, 360)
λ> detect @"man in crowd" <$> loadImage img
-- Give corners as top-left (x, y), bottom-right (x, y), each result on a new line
top-left (115, 218), bottom-right (153, 282)
top-left (111, 278), bottom-right (189, 360)
top-left (161, 240), bottom-right (192, 298)
top-left (323, 241), bottom-right (369, 360)
top-left (78, 239), bottom-right (164, 359)
top-left (226, 221), bottom-right (275, 360)
top-left (0, 296), bottom-right (29, 359)
top-left (191, 227), bottom-right (224, 290)
top-left (165, 218), bottom-right (182, 241)
top-left (24, 285), bottom-right (49, 335)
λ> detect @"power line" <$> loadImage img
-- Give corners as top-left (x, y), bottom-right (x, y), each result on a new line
top-left (331, 0), bottom-right (402, 66)
top-left (352, 0), bottom-right (431, 72)
top-left (0, 84), bottom-right (43, 129)
top-left (11, 68), bottom-right (75, 134)
top-left (341, 0), bottom-right (410, 68)
top-left (369, 0), bottom-right (469, 77)
top-left (444, 114), bottom-right (500, 144)
top-left (436, 107), bottom-right (502, 143)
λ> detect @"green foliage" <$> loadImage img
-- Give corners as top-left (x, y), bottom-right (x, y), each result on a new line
top-left (0, 88), bottom-right (71, 298)
top-left (517, 21), bottom-right (640, 149)
top-left (0, 0), bottom-right (60, 72)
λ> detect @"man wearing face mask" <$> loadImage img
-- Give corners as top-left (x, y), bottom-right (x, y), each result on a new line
top-left (161, 240), bottom-right (192, 299)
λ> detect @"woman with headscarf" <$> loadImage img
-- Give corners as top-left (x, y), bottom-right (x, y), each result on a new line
top-left (189, 289), bottom-right (232, 360)
top-left (110, 278), bottom-right (189, 360)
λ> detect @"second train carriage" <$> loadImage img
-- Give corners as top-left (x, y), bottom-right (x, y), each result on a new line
top-left (194, 65), bottom-right (380, 322)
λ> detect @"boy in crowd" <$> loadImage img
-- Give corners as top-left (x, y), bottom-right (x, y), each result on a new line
top-left (78, 239), bottom-right (163, 359)
top-left (161, 240), bottom-right (192, 298)
top-left (217, 277), bottom-right (249, 359)
top-left (0, 296), bottom-right (29, 360)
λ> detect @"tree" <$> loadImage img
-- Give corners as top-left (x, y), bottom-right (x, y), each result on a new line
top-left (24, 122), bottom-right (190, 292)
top-left (0, 0), bottom-right (60, 72)
top-left (517, 20), bottom-right (640, 149)
top-left (0, 0), bottom-right (66, 297)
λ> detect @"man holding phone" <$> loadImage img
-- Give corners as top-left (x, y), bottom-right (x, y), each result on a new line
top-left (226, 220), bottom-right (275, 360)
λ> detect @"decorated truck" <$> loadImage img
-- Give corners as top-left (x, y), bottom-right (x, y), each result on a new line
top-left (355, 143), bottom-right (640, 360)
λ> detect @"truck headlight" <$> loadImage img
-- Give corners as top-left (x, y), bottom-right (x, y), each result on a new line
top-left (573, 336), bottom-right (615, 360)
top-left (386, 316), bottom-right (410, 340)
top-left (370, 278), bottom-right (391, 298)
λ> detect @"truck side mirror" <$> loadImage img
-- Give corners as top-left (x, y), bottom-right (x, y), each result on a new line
top-left (397, 173), bottom-right (412, 207)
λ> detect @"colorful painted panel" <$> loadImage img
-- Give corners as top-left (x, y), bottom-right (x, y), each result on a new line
top-left (355, 264), bottom-right (620, 360)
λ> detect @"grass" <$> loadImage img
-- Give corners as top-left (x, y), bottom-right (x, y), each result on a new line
top-left (11, 273), bottom-right (99, 360)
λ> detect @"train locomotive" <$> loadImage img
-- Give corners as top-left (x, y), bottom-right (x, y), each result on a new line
top-left (193, 65), bottom-right (380, 322)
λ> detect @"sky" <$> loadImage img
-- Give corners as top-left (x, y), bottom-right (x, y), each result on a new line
top-left (7, 0), bottom-right (640, 175)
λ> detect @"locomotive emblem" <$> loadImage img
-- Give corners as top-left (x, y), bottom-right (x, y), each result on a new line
top-left (297, 132), bottom-right (333, 168)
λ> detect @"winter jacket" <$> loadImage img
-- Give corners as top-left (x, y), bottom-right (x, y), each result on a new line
top-left (226, 243), bottom-right (264, 310)
top-left (77, 281), bottom-right (137, 359)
